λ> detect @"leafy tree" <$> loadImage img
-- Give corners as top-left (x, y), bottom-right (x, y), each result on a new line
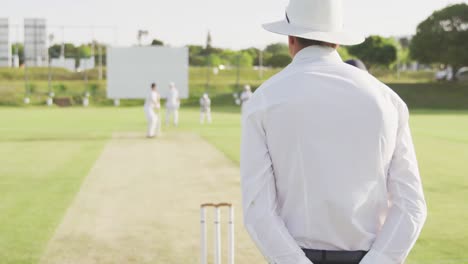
top-left (203, 32), bottom-right (218, 55)
top-left (188, 44), bottom-right (226, 66)
top-left (92, 42), bottom-right (107, 66)
top-left (265, 43), bottom-right (289, 55)
top-left (206, 31), bottom-right (212, 50)
top-left (231, 52), bottom-right (254, 67)
top-left (398, 48), bottom-right (411, 65)
top-left (188, 45), bottom-right (204, 56)
top-left (263, 43), bottom-right (290, 68)
top-left (266, 53), bottom-right (292, 68)
top-left (206, 54), bottom-right (222, 66)
top-left (188, 45), bottom-right (205, 66)
top-left (262, 52), bottom-right (273, 66)
top-left (241, 47), bottom-right (260, 65)
top-left (220, 49), bottom-right (237, 64)
top-left (47, 42), bottom-right (79, 66)
top-left (348, 35), bottom-right (398, 68)
top-left (190, 56), bottom-right (206, 66)
top-left (64, 43), bottom-right (78, 58)
top-left (239, 52), bottom-right (254, 67)
top-left (151, 39), bottom-right (164, 46)
top-left (78, 45), bottom-right (92, 58)
top-left (202, 47), bottom-right (223, 56)
top-left (398, 37), bottom-right (411, 49)
top-left (11, 43), bottom-right (24, 64)
top-left (410, 3), bottom-right (468, 73)
top-left (48, 44), bottom-right (62, 59)
top-left (337, 47), bottom-right (353, 61)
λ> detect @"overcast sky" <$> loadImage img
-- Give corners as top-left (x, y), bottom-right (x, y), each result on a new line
top-left (2, 0), bottom-right (467, 49)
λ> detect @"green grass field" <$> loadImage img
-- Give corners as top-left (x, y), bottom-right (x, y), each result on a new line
top-left (0, 107), bottom-right (467, 263)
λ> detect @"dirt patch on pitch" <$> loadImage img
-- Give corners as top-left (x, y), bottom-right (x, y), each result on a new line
top-left (39, 132), bottom-right (263, 264)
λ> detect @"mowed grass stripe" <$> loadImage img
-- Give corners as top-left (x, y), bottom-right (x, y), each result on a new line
top-left (0, 140), bottom-right (107, 264)
top-left (411, 133), bottom-right (468, 262)
top-left (0, 107), bottom-right (467, 263)
top-left (0, 107), bottom-right (145, 264)
top-left (0, 107), bottom-right (241, 264)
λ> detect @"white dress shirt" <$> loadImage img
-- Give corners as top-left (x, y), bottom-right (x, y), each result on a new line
top-left (240, 46), bottom-right (427, 264)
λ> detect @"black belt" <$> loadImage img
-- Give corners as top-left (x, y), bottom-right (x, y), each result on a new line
top-left (302, 249), bottom-right (368, 263)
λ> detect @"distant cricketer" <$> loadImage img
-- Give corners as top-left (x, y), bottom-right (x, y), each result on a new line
top-left (144, 83), bottom-right (161, 138)
top-left (240, 84), bottom-right (253, 113)
top-left (165, 82), bottom-right (180, 126)
top-left (199, 93), bottom-right (212, 124)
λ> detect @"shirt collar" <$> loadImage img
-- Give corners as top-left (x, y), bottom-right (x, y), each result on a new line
top-left (292, 46), bottom-right (342, 64)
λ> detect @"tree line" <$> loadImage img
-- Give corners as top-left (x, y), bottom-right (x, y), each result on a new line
top-left (10, 42), bottom-right (106, 68)
top-left (177, 3), bottom-right (468, 72)
top-left (9, 3), bottom-right (467, 72)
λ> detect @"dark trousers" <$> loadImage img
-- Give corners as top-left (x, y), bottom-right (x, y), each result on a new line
top-left (302, 249), bottom-right (367, 264)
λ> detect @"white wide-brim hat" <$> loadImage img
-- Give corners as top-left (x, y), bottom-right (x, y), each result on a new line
top-left (263, 0), bottom-right (364, 46)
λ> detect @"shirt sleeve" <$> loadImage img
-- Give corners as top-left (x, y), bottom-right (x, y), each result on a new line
top-left (360, 103), bottom-right (427, 264)
top-left (240, 103), bottom-right (312, 264)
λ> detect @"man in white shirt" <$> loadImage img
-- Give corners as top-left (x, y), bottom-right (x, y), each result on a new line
top-left (165, 82), bottom-right (180, 126)
top-left (240, 1), bottom-right (427, 264)
top-left (240, 84), bottom-right (253, 113)
top-left (200, 93), bottom-right (212, 124)
top-left (144, 83), bottom-right (161, 138)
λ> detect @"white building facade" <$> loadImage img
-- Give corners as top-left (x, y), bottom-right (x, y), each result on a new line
top-left (0, 18), bottom-right (11, 67)
top-left (24, 18), bottom-right (47, 67)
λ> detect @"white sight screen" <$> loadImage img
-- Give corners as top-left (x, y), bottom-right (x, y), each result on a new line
top-left (107, 46), bottom-right (189, 99)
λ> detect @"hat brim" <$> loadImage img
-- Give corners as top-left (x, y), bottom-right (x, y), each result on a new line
top-left (263, 20), bottom-right (365, 46)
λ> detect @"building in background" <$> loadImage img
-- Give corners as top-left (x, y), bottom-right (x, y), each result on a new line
top-left (0, 18), bottom-right (11, 67)
top-left (24, 18), bottom-right (47, 67)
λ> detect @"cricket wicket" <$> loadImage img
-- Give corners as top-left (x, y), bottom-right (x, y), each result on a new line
top-left (200, 203), bottom-right (234, 264)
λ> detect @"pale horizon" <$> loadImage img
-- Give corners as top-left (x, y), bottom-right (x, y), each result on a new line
top-left (2, 0), bottom-right (467, 49)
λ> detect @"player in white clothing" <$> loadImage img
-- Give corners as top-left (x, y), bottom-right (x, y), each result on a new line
top-left (240, 84), bottom-right (253, 113)
top-left (144, 83), bottom-right (161, 138)
top-left (165, 82), bottom-right (180, 126)
top-left (199, 93), bottom-right (212, 124)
